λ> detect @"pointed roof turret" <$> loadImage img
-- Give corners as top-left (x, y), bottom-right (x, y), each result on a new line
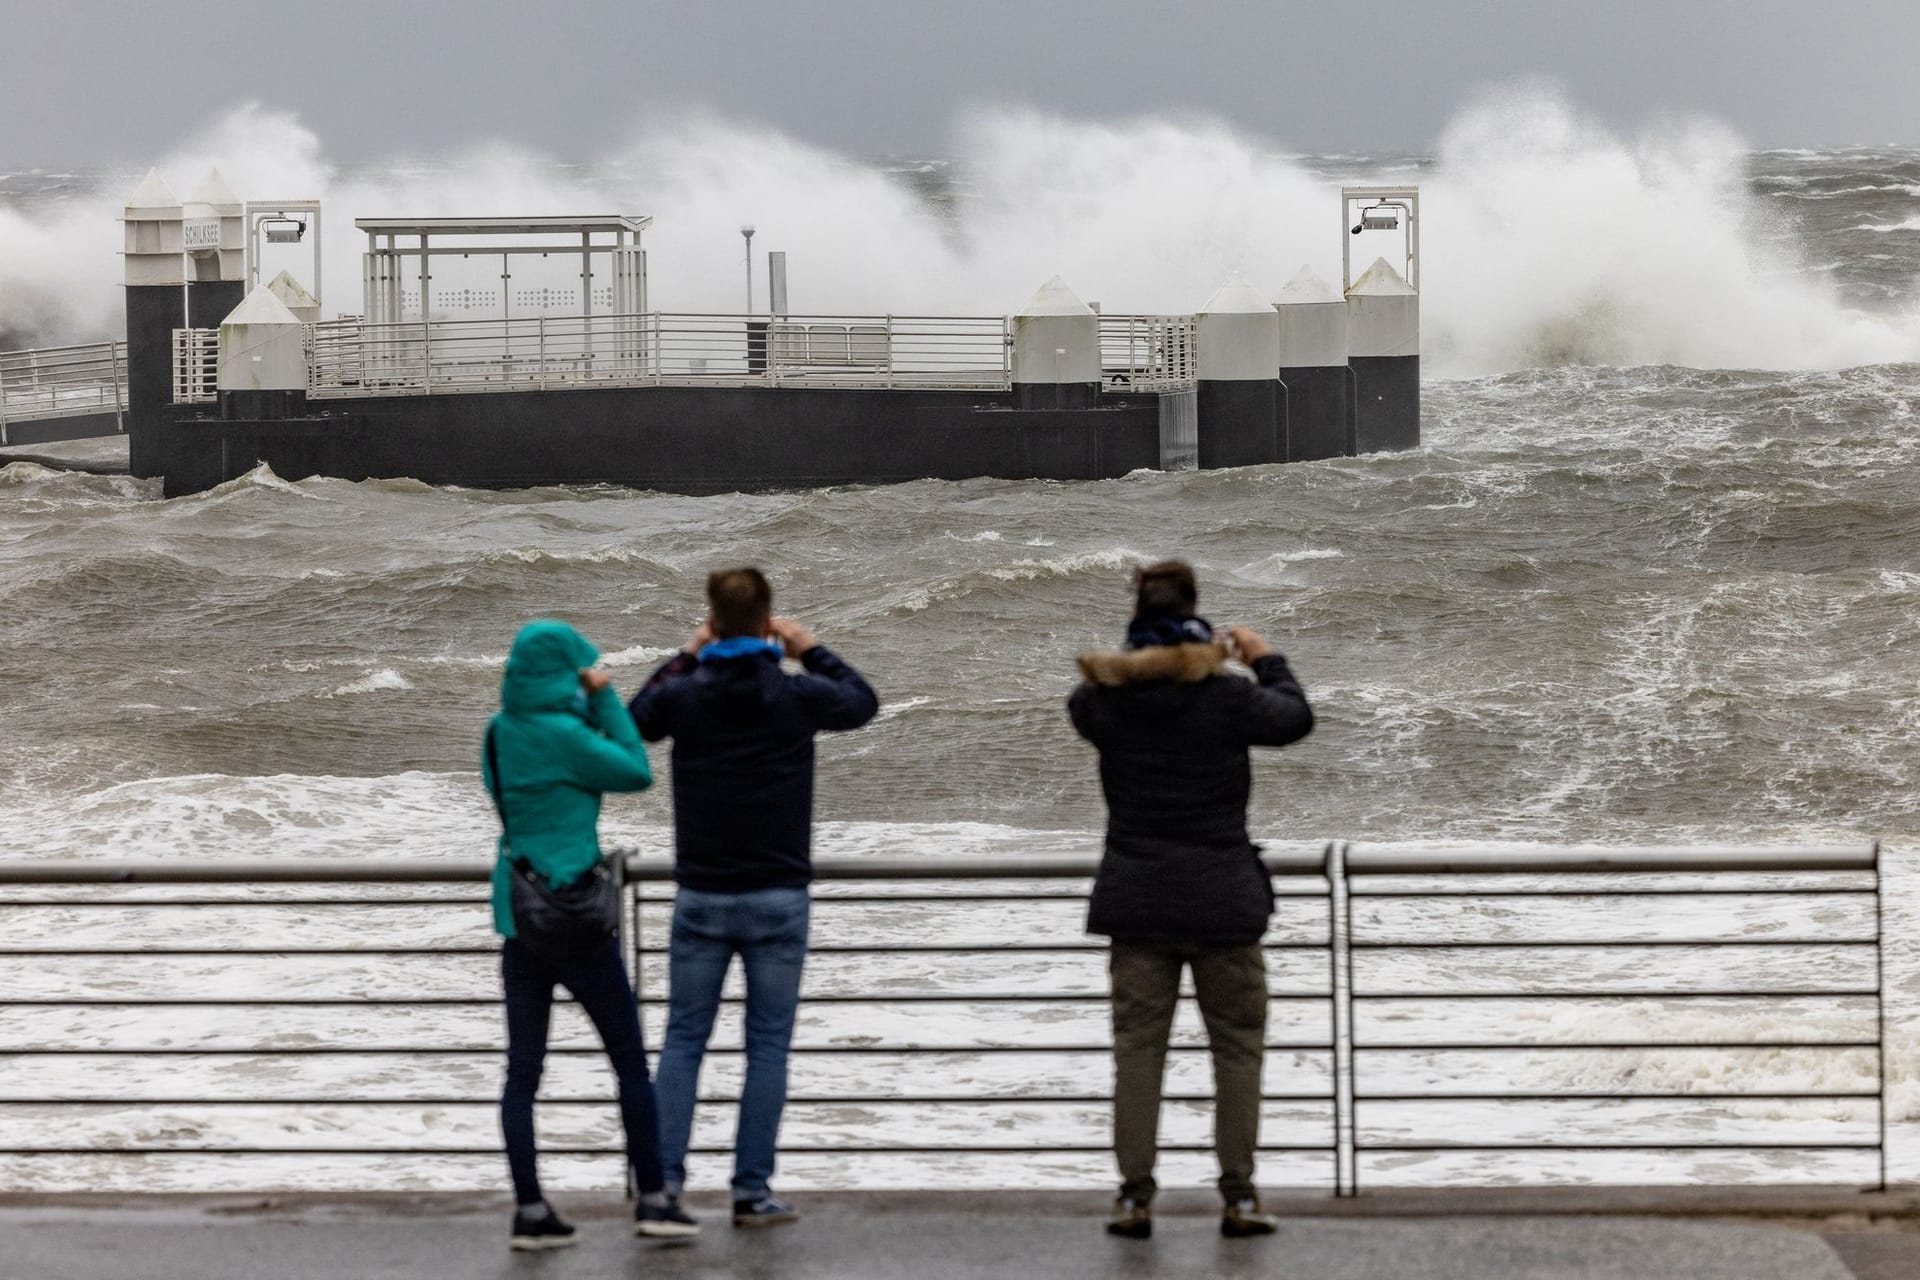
top-left (220, 283), bottom-right (301, 328)
top-left (1348, 257), bottom-right (1415, 297)
top-left (1017, 275), bottom-right (1095, 317)
top-left (186, 168), bottom-right (242, 212)
top-left (1278, 266), bottom-right (1340, 304)
top-left (125, 169), bottom-right (179, 214)
top-left (265, 270), bottom-right (320, 313)
top-left (1198, 277), bottom-right (1274, 314)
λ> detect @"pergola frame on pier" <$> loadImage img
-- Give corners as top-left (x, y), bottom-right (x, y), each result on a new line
top-left (355, 215), bottom-right (652, 324)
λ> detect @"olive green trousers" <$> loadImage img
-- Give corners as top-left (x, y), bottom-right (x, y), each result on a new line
top-left (1108, 941), bottom-right (1268, 1204)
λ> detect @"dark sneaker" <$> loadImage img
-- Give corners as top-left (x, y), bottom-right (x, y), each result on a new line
top-left (1106, 1196), bottom-right (1152, 1239)
top-left (731, 1195), bottom-right (800, 1227)
top-left (634, 1195), bottom-right (701, 1238)
top-left (509, 1203), bottom-right (578, 1251)
top-left (1220, 1198), bottom-right (1278, 1238)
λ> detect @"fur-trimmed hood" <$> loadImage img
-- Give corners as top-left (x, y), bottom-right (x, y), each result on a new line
top-left (1077, 641), bottom-right (1228, 688)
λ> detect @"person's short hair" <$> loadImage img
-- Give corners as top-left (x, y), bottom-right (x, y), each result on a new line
top-left (1134, 560), bottom-right (1198, 619)
top-left (707, 567), bottom-right (773, 638)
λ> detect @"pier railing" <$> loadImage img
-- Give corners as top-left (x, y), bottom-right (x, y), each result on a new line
top-left (171, 330), bottom-right (218, 406)
top-left (1099, 314), bottom-right (1196, 392)
top-left (166, 310), bottom-right (1217, 404)
top-left (0, 843), bottom-right (1885, 1195)
top-left (294, 312), bottom-right (1015, 397)
top-left (0, 341), bottom-right (127, 439)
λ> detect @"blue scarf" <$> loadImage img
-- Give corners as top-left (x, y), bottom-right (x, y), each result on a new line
top-left (1125, 614), bottom-right (1214, 650)
top-left (698, 636), bottom-right (785, 662)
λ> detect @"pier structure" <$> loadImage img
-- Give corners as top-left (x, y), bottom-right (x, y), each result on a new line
top-left (1276, 265), bottom-right (1353, 460)
top-left (86, 177), bottom-right (1426, 494)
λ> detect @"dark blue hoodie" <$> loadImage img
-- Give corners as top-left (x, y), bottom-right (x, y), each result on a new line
top-left (629, 644), bottom-right (878, 892)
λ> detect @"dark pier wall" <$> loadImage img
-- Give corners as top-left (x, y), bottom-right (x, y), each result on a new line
top-left (2, 410), bottom-right (124, 447)
top-left (125, 287), bottom-right (182, 478)
top-left (1279, 365), bottom-right (1355, 462)
top-left (1350, 356), bottom-right (1420, 454)
top-left (162, 385), bottom-right (1162, 497)
top-left (1195, 380), bottom-right (1283, 470)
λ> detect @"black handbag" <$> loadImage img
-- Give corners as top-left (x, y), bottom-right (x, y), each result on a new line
top-left (485, 726), bottom-right (622, 961)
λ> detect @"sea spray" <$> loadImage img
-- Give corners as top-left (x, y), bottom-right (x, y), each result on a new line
top-left (4, 85), bottom-right (1919, 372)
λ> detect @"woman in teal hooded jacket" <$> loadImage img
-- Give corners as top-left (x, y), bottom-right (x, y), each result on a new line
top-left (483, 620), bottom-right (696, 1247)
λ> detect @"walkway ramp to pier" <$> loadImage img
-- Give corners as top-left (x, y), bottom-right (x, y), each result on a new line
top-left (0, 341), bottom-right (127, 446)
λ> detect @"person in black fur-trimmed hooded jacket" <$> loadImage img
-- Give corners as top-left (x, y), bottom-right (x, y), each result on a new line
top-left (1067, 559), bottom-right (1313, 1243)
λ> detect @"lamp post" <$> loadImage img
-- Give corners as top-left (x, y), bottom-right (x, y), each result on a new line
top-left (740, 225), bottom-right (755, 315)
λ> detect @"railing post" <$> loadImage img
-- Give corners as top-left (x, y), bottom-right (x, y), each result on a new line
top-left (613, 852), bottom-right (635, 1199)
top-left (537, 316), bottom-right (547, 392)
top-left (1875, 843), bottom-right (1888, 1193)
top-left (0, 352), bottom-right (10, 445)
top-left (1329, 840), bottom-right (1356, 1196)
top-left (109, 342), bottom-right (125, 432)
top-left (885, 315), bottom-right (895, 390)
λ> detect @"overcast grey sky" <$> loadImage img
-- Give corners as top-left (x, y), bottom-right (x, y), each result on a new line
top-left (4, 0), bottom-right (1919, 165)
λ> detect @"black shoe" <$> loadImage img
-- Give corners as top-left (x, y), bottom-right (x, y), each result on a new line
top-left (635, 1195), bottom-right (701, 1238)
top-left (1220, 1198), bottom-right (1278, 1238)
top-left (1106, 1196), bottom-right (1152, 1239)
top-left (509, 1203), bottom-right (578, 1251)
top-left (732, 1195), bottom-right (800, 1227)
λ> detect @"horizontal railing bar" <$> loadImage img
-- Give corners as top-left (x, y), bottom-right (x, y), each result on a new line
top-left (1356, 1041), bottom-right (1880, 1051)
top-left (0, 854), bottom-right (1329, 884)
top-left (10, 846), bottom-right (1880, 885)
top-left (1355, 1143), bottom-right (1881, 1152)
top-left (0, 1144), bottom-right (1339, 1157)
top-left (0, 1093), bottom-right (1337, 1106)
top-left (0, 340), bottom-right (128, 360)
top-left (1352, 1092), bottom-right (1883, 1101)
top-left (0, 1044), bottom-right (1335, 1056)
top-left (0, 942), bottom-right (1327, 956)
top-left (1349, 939), bottom-right (1876, 949)
top-left (0, 994), bottom-right (1338, 1006)
top-left (1353, 990), bottom-right (1879, 999)
top-left (1351, 888), bottom-right (1880, 898)
top-left (1344, 845), bottom-right (1877, 875)
top-left (0, 898), bottom-right (498, 908)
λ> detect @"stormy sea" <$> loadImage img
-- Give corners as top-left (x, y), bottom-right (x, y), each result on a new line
top-left (2, 95), bottom-right (1918, 1192)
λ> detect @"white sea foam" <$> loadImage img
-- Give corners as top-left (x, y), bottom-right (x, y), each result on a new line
top-left (982, 547), bottom-right (1152, 583)
top-left (599, 643), bottom-right (677, 668)
top-left (325, 669), bottom-right (413, 697)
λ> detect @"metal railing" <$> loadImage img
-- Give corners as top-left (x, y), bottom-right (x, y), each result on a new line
top-left (289, 312), bottom-right (1016, 398)
top-left (172, 329), bottom-right (218, 405)
top-left (1100, 314), bottom-right (1196, 392)
top-left (0, 843), bottom-right (1885, 1195)
top-left (0, 341), bottom-right (127, 440)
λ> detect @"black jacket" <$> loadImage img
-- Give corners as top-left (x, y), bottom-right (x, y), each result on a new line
top-left (630, 646), bottom-right (878, 893)
top-left (1067, 642), bottom-right (1313, 945)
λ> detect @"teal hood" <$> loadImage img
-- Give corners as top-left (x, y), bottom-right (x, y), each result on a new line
top-left (502, 620), bottom-right (600, 716)
top-left (484, 619), bottom-right (652, 938)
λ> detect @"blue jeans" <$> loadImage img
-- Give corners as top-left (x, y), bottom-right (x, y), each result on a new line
top-left (653, 886), bottom-right (810, 1200)
top-left (501, 937), bottom-right (663, 1204)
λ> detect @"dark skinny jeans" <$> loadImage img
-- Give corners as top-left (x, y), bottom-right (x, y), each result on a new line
top-left (501, 936), bottom-right (663, 1204)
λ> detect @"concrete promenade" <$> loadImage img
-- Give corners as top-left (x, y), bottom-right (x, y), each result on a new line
top-left (1, 1190), bottom-right (1915, 1280)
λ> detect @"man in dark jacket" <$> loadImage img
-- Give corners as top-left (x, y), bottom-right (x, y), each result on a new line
top-left (629, 568), bottom-right (878, 1228)
top-left (1067, 559), bottom-right (1313, 1241)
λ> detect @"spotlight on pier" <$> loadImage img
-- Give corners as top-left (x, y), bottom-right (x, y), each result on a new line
top-left (1351, 204), bottom-right (1401, 235)
top-left (263, 217), bottom-right (306, 244)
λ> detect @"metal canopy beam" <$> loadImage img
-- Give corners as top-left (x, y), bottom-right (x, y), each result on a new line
top-left (353, 216), bottom-right (650, 236)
